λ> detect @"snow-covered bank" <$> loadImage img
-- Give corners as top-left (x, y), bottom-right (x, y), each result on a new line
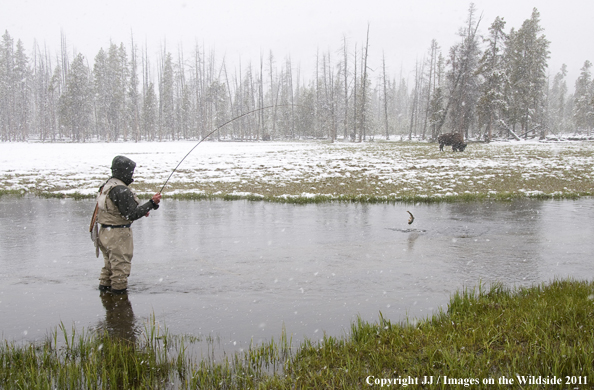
top-left (1, 140), bottom-right (593, 201)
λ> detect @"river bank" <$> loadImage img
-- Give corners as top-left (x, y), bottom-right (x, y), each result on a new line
top-left (1, 140), bottom-right (594, 202)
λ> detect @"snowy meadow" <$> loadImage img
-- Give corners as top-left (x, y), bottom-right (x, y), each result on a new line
top-left (1, 139), bottom-right (594, 202)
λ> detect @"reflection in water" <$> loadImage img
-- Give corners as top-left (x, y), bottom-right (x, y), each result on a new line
top-left (97, 291), bottom-right (138, 342)
top-left (407, 232), bottom-right (420, 251)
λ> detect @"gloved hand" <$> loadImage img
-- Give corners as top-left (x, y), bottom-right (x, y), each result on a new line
top-left (152, 193), bottom-right (162, 205)
top-left (147, 193), bottom-right (162, 214)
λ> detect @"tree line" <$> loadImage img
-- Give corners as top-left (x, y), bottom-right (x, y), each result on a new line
top-left (1, 5), bottom-right (592, 143)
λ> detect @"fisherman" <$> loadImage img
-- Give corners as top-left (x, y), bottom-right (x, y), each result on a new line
top-left (95, 155), bottom-right (162, 294)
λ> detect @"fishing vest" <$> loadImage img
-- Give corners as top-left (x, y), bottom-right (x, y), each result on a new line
top-left (96, 178), bottom-right (140, 226)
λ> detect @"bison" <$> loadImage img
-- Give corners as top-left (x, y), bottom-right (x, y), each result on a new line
top-left (438, 132), bottom-right (467, 152)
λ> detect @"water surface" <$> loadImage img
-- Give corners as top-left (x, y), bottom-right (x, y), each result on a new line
top-left (1, 196), bottom-right (593, 355)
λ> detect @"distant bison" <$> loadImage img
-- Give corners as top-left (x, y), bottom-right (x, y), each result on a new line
top-left (438, 132), bottom-right (467, 152)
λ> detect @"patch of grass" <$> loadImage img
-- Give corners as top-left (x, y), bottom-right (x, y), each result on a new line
top-left (0, 318), bottom-right (179, 389)
top-left (0, 189), bottom-right (26, 197)
top-left (2, 279), bottom-right (594, 389)
top-left (282, 279), bottom-right (594, 388)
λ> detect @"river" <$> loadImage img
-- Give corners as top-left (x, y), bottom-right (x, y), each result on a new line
top-left (1, 196), bottom-right (593, 356)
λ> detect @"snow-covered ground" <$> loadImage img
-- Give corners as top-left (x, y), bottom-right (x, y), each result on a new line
top-left (1, 139), bottom-right (593, 200)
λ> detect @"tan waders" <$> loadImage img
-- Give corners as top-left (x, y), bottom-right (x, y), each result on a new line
top-left (98, 225), bottom-right (133, 291)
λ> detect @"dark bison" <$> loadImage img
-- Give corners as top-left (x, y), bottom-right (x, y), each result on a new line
top-left (438, 133), bottom-right (467, 152)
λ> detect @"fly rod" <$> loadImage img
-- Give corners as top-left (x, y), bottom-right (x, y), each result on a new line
top-left (159, 104), bottom-right (291, 193)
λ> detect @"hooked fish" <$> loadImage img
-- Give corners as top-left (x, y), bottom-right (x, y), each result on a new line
top-left (407, 211), bottom-right (414, 225)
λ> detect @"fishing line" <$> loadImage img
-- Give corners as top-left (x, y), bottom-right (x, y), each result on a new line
top-left (159, 104), bottom-right (295, 193)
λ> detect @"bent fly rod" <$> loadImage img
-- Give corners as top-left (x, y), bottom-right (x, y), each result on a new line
top-left (159, 104), bottom-right (292, 193)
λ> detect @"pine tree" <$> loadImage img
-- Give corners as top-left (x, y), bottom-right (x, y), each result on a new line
top-left (13, 39), bottom-right (31, 140)
top-left (117, 43), bottom-right (129, 140)
top-left (295, 83), bottom-right (316, 138)
top-left (393, 76), bottom-right (410, 138)
top-left (59, 53), bottom-right (92, 141)
top-left (548, 64), bottom-right (569, 136)
top-left (420, 40), bottom-right (445, 140)
top-left (428, 86), bottom-right (445, 139)
top-left (175, 49), bottom-right (192, 140)
top-left (93, 48), bottom-right (109, 139)
top-left (504, 8), bottom-right (550, 138)
top-left (32, 43), bottom-right (53, 141)
top-left (0, 31), bottom-right (15, 141)
top-left (476, 16), bottom-right (508, 141)
top-left (420, 39), bottom-right (441, 140)
top-left (573, 60), bottom-right (593, 134)
top-left (142, 81), bottom-right (157, 140)
top-left (128, 36), bottom-right (141, 141)
top-left (444, 3), bottom-right (482, 139)
top-left (159, 51), bottom-right (175, 140)
top-left (48, 63), bottom-right (62, 140)
top-left (105, 43), bottom-right (128, 140)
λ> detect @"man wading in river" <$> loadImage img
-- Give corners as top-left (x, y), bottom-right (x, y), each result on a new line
top-left (94, 156), bottom-right (162, 294)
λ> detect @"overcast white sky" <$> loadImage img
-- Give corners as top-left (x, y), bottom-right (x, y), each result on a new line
top-left (2, 0), bottom-right (593, 87)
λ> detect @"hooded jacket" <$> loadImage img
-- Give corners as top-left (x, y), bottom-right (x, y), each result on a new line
top-left (97, 156), bottom-right (159, 225)
top-left (111, 155), bottom-right (136, 185)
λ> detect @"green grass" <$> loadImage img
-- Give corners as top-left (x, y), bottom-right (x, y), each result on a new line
top-left (0, 189), bottom-right (27, 197)
top-left (2, 279), bottom-right (594, 389)
top-left (282, 279), bottom-right (594, 388)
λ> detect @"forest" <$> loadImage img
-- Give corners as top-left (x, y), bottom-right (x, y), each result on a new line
top-left (0, 5), bottom-right (592, 143)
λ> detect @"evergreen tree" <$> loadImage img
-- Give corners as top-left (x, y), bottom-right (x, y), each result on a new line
top-left (393, 76), bottom-right (410, 137)
top-left (93, 48), bottom-right (109, 139)
top-left (295, 83), bottom-right (316, 138)
top-left (106, 43), bottom-right (128, 140)
top-left (238, 63), bottom-right (258, 140)
top-left (117, 43), bottom-right (130, 140)
top-left (47, 63), bottom-right (62, 139)
top-left (128, 40), bottom-right (141, 141)
top-left (206, 78), bottom-right (228, 139)
top-left (504, 8), bottom-right (550, 138)
top-left (281, 57), bottom-right (297, 139)
top-left (142, 81), bottom-right (157, 140)
top-left (32, 44), bottom-right (52, 140)
top-left (159, 52), bottom-right (175, 140)
top-left (13, 40), bottom-right (31, 140)
top-left (476, 16), bottom-right (508, 141)
top-left (573, 60), bottom-right (593, 134)
top-left (421, 40), bottom-right (441, 140)
top-left (58, 53), bottom-right (92, 141)
top-left (445, 3), bottom-right (482, 138)
top-left (548, 64), bottom-right (569, 135)
top-left (0, 33), bottom-right (32, 141)
top-left (0, 31), bottom-right (15, 141)
top-left (428, 86), bottom-right (445, 139)
top-left (174, 50), bottom-right (190, 140)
